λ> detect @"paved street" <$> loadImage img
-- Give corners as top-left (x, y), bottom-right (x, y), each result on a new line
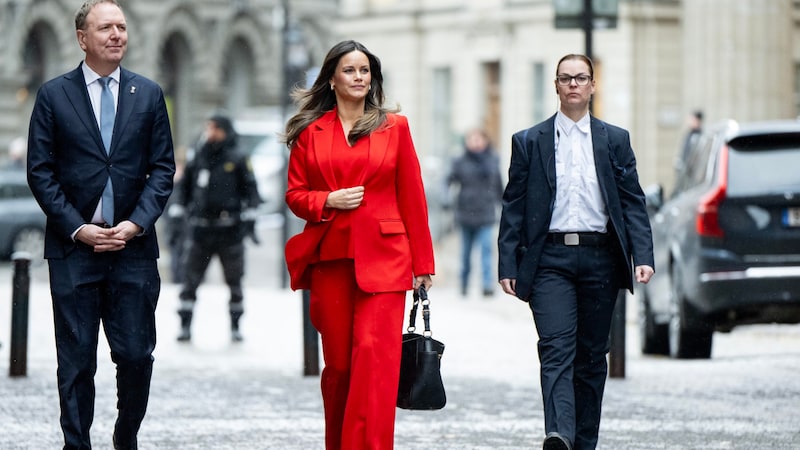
top-left (1, 223), bottom-right (799, 449)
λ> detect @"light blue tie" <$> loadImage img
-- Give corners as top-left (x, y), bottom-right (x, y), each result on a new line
top-left (99, 77), bottom-right (115, 224)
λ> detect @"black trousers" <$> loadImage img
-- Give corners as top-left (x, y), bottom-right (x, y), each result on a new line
top-left (179, 231), bottom-right (245, 306)
top-left (48, 245), bottom-right (159, 450)
top-left (528, 240), bottom-right (620, 450)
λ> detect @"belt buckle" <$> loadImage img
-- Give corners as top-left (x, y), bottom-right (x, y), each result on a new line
top-left (564, 233), bottom-right (580, 246)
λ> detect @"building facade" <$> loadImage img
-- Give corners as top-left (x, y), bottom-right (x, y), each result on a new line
top-left (1, 0), bottom-right (798, 191)
top-left (0, 0), bottom-right (337, 162)
top-left (336, 0), bottom-right (798, 191)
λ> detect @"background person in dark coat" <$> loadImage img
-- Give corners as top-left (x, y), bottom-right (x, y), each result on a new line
top-left (498, 54), bottom-right (654, 450)
top-left (675, 109), bottom-right (703, 174)
top-left (172, 113), bottom-right (262, 342)
top-left (26, 1), bottom-right (175, 447)
top-left (446, 128), bottom-right (504, 297)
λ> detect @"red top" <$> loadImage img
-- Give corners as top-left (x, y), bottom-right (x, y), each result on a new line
top-left (319, 119), bottom-right (370, 261)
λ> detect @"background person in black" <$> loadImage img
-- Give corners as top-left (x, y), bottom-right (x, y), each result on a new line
top-left (172, 113), bottom-right (261, 342)
top-left (445, 127), bottom-right (504, 297)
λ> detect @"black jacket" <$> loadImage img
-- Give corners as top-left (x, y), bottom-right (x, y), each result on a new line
top-left (446, 149), bottom-right (504, 227)
top-left (179, 135), bottom-right (261, 228)
top-left (497, 114), bottom-right (654, 300)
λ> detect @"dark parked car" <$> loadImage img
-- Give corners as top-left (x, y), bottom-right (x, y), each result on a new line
top-left (641, 120), bottom-right (800, 359)
top-left (0, 170), bottom-right (45, 260)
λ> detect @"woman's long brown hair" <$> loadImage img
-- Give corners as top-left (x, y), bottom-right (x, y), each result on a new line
top-left (282, 40), bottom-right (399, 149)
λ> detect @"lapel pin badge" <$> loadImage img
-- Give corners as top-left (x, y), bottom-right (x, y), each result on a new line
top-left (130, 86), bottom-right (136, 94)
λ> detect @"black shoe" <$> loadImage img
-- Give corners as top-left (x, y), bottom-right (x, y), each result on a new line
top-left (231, 329), bottom-right (244, 342)
top-left (177, 326), bottom-right (191, 342)
top-left (543, 432), bottom-right (572, 450)
top-left (177, 309), bottom-right (193, 342)
top-left (230, 309), bottom-right (244, 342)
top-left (482, 289), bottom-right (494, 298)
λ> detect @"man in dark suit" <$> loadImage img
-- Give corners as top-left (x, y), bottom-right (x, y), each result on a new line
top-left (26, 1), bottom-right (174, 448)
top-left (498, 54), bottom-right (654, 450)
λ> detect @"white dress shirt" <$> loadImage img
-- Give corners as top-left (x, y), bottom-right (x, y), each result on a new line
top-left (77, 63), bottom-right (120, 234)
top-left (549, 111), bottom-right (608, 233)
top-left (83, 64), bottom-right (120, 130)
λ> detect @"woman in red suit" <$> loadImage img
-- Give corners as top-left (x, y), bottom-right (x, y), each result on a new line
top-left (283, 40), bottom-right (435, 449)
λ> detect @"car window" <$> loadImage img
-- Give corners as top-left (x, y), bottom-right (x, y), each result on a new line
top-left (672, 132), bottom-right (714, 196)
top-left (234, 115), bottom-right (283, 157)
top-left (727, 146), bottom-right (800, 196)
top-left (238, 134), bottom-right (266, 156)
top-left (251, 134), bottom-right (281, 157)
top-left (11, 185), bottom-right (33, 198)
top-left (0, 181), bottom-right (32, 200)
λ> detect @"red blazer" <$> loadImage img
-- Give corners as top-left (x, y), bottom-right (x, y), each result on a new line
top-left (285, 110), bottom-right (435, 292)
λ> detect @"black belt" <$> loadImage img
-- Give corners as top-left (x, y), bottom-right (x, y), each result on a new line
top-left (93, 223), bottom-right (112, 228)
top-left (546, 232), bottom-right (609, 247)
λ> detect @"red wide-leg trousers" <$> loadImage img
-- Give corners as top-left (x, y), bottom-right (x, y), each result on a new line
top-left (309, 260), bottom-right (406, 450)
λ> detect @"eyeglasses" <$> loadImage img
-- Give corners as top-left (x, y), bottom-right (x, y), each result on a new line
top-left (556, 74), bottom-right (592, 86)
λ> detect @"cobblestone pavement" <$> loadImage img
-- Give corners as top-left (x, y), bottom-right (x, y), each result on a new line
top-left (1, 229), bottom-right (799, 449)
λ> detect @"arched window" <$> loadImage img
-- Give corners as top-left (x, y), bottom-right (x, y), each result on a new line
top-left (222, 37), bottom-right (255, 113)
top-left (160, 33), bottom-right (193, 154)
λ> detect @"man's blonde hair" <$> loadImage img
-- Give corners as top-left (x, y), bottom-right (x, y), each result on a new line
top-left (75, 0), bottom-right (121, 30)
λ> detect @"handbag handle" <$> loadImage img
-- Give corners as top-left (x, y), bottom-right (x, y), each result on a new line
top-left (406, 286), bottom-right (433, 337)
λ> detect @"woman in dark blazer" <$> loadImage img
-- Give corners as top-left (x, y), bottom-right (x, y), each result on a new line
top-left (498, 54), bottom-right (653, 450)
top-left (283, 40), bottom-right (434, 450)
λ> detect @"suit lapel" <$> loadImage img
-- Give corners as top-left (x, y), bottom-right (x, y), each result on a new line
top-left (537, 114), bottom-right (558, 192)
top-left (62, 66), bottom-right (105, 153)
top-left (360, 119), bottom-right (391, 184)
top-left (590, 117), bottom-right (614, 202)
top-left (311, 110), bottom-right (338, 189)
top-left (113, 69), bottom-right (139, 154)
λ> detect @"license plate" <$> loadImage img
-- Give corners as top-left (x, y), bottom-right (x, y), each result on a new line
top-left (785, 207), bottom-right (800, 227)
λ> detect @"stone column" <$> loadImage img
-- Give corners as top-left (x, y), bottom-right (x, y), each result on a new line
top-left (683, 0), bottom-right (794, 122)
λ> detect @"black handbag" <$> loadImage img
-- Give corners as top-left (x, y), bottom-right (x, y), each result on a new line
top-left (397, 286), bottom-right (446, 410)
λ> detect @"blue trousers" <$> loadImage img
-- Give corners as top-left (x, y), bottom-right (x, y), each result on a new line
top-left (459, 223), bottom-right (495, 293)
top-left (528, 240), bottom-right (620, 450)
top-left (48, 245), bottom-right (160, 450)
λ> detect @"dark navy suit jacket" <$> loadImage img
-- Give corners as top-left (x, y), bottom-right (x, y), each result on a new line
top-left (498, 114), bottom-right (654, 301)
top-left (27, 63), bottom-right (174, 259)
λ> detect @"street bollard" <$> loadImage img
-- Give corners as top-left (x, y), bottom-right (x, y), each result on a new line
top-left (302, 290), bottom-right (320, 376)
top-left (9, 251), bottom-right (32, 377)
top-left (608, 289), bottom-right (627, 378)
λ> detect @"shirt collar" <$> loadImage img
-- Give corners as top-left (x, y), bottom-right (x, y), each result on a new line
top-left (576, 113), bottom-right (591, 134)
top-left (81, 62), bottom-right (120, 86)
top-left (556, 111), bottom-right (591, 135)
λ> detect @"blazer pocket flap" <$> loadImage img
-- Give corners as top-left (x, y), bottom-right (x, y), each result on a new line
top-left (379, 220), bottom-right (406, 235)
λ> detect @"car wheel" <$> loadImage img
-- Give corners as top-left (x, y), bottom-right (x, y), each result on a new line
top-left (11, 226), bottom-right (45, 261)
top-left (639, 288), bottom-right (669, 355)
top-left (668, 264), bottom-right (713, 359)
